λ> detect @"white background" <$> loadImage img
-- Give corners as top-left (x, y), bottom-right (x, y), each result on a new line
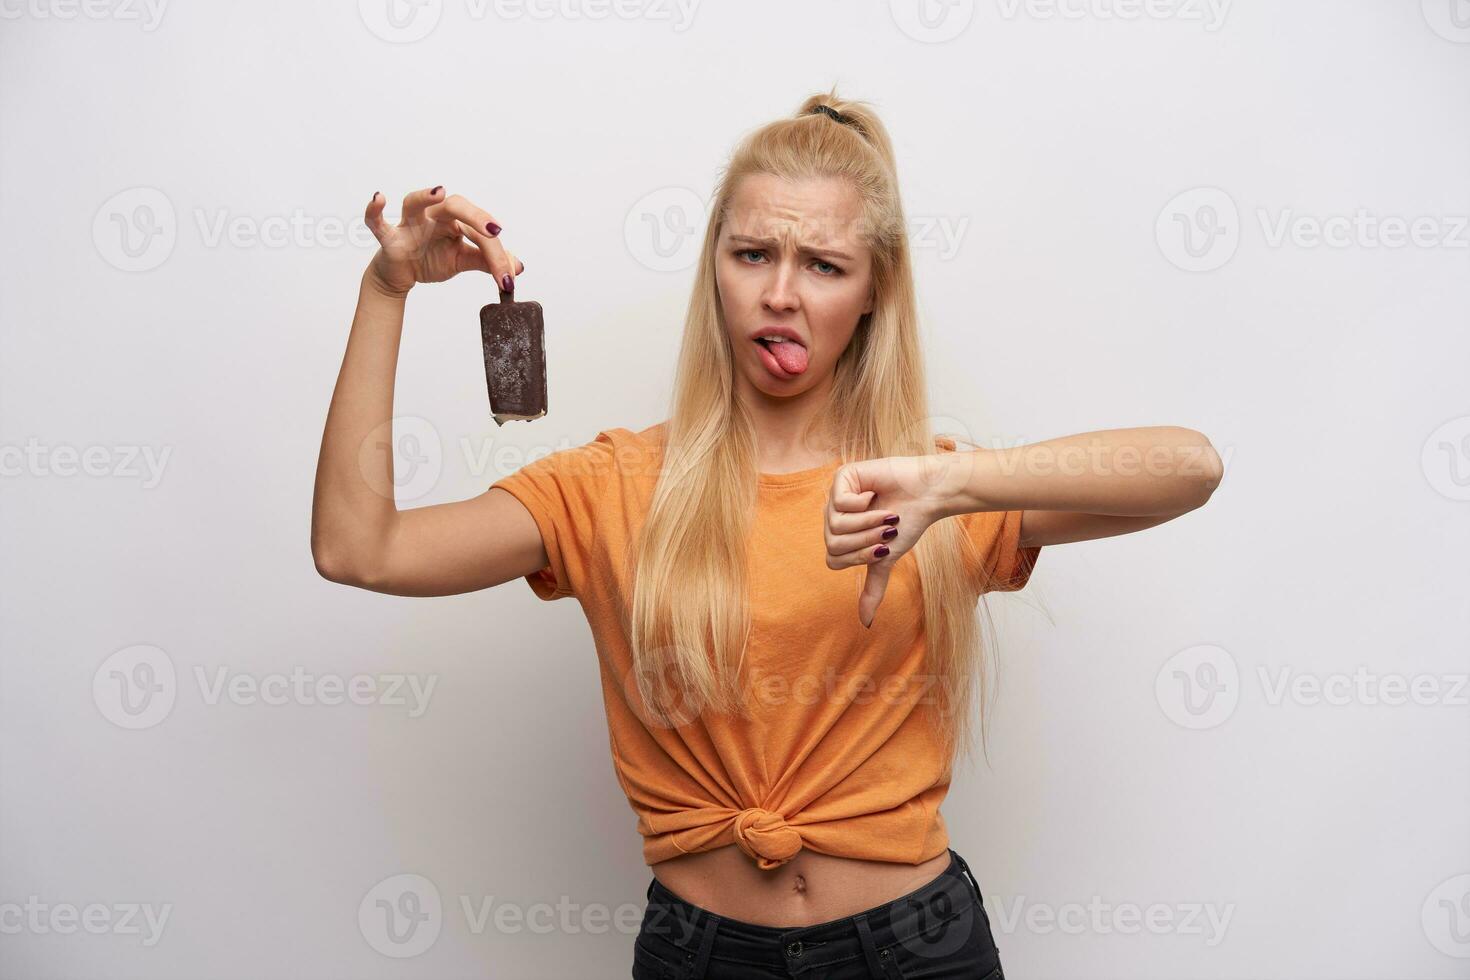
top-left (2, 0), bottom-right (1468, 976)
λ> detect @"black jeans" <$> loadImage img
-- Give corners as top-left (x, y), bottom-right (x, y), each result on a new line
top-left (632, 848), bottom-right (1004, 979)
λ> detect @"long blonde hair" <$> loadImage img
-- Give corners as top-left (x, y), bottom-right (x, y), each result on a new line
top-left (628, 87), bottom-right (1006, 774)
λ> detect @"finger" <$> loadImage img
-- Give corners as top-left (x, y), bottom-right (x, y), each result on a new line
top-left (859, 562), bottom-right (891, 629)
top-left (365, 191), bottom-right (390, 244)
top-left (827, 521), bottom-right (899, 558)
top-left (827, 538), bottom-right (894, 571)
top-left (425, 193), bottom-right (504, 240)
top-left (831, 465), bottom-right (876, 514)
top-left (827, 507), bottom-right (898, 537)
top-left (401, 185), bottom-right (444, 225)
top-left (430, 196), bottom-right (511, 289)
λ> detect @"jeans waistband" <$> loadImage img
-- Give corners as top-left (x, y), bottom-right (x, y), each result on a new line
top-left (640, 848), bottom-right (986, 978)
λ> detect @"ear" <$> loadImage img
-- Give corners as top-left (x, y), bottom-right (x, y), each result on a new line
top-left (862, 289), bottom-right (874, 316)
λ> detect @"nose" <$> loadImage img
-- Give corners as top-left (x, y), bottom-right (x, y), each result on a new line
top-left (760, 257), bottom-right (800, 314)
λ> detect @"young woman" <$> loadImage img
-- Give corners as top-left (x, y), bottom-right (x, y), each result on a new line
top-left (312, 91), bottom-right (1221, 979)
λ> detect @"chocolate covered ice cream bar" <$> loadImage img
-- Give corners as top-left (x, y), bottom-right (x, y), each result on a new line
top-left (479, 300), bottom-right (547, 425)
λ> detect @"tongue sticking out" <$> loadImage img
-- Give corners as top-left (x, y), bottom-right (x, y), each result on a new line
top-left (766, 339), bottom-right (809, 375)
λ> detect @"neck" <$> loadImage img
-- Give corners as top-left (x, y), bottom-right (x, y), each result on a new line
top-left (736, 371), bottom-right (840, 472)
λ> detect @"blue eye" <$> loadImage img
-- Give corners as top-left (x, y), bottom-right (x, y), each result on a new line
top-left (735, 249), bottom-right (843, 276)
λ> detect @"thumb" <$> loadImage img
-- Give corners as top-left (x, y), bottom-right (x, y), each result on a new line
top-left (859, 561), bottom-right (891, 629)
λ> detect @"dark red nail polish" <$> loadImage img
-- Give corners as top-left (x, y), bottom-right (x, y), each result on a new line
top-left (874, 545), bottom-right (890, 558)
top-left (883, 514), bottom-right (900, 525)
top-left (431, 185), bottom-right (443, 195)
top-left (501, 274), bottom-right (513, 293)
top-left (881, 526), bottom-right (898, 540)
top-left (486, 222), bottom-right (501, 237)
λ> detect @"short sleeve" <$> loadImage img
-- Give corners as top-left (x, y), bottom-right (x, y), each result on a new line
top-left (489, 429), bottom-right (621, 601)
top-left (959, 509), bottom-right (1042, 594)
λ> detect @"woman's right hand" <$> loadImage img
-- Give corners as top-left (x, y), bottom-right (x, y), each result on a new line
top-left (363, 186), bottom-right (524, 297)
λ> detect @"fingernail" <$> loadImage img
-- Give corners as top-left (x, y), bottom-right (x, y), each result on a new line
top-left (371, 191), bottom-right (380, 201)
top-left (881, 526), bottom-right (898, 540)
top-left (883, 514), bottom-right (900, 525)
top-left (431, 185), bottom-right (443, 195)
top-left (486, 222), bottom-right (501, 237)
top-left (502, 274), bottom-right (514, 293)
top-left (874, 545), bottom-right (890, 558)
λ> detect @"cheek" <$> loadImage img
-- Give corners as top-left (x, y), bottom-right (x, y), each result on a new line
top-left (809, 293), bottom-right (867, 351)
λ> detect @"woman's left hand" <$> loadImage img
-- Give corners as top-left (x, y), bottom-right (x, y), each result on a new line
top-left (825, 454), bottom-right (971, 629)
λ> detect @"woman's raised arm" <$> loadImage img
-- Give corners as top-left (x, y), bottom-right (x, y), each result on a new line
top-left (310, 186), bottom-right (545, 597)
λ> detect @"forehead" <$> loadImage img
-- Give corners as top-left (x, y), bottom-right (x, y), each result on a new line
top-left (722, 174), bottom-right (867, 250)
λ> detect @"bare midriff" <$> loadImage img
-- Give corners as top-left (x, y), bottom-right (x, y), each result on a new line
top-left (650, 845), bottom-right (952, 927)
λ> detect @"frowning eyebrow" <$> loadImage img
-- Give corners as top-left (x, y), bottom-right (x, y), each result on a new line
top-left (728, 235), bottom-right (855, 262)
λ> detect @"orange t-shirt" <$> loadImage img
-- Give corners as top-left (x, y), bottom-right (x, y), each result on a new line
top-left (490, 422), bottom-right (1040, 870)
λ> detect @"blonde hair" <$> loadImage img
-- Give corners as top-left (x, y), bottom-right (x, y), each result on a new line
top-left (627, 87), bottom-right (1006, 775)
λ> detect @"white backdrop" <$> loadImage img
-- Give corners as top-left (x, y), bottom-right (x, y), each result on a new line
top-left (2, 1), bottom-right (1467, 977)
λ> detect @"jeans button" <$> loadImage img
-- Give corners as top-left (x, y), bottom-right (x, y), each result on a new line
top-left (786, 940), bottom-right (802, 957)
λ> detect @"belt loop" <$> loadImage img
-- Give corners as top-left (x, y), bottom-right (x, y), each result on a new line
top-left (952, 849), bottom-right (983, 901)
top-left (854, 912), bottom-right (885, 979)
top-left (687, 912), bottom-right (720, 980)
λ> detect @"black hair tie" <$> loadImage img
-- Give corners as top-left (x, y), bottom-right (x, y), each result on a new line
top-left (809, 104), bottom-right (855, 127)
